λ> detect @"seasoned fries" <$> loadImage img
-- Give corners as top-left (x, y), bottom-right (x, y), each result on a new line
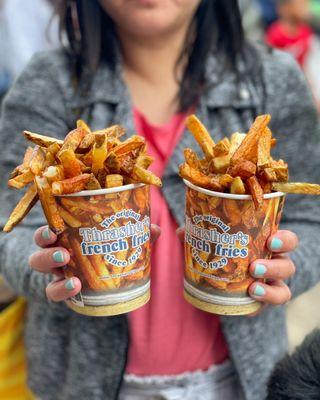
top-left (4, 121), bottom-right (162, 233)
top-left (180, 114), bottom-right (320, 209)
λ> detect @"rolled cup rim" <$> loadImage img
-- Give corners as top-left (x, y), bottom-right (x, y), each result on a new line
top-left (183, 179), bottom-right (285, 200)
top-left (55, 183), bottom-right (145, 197)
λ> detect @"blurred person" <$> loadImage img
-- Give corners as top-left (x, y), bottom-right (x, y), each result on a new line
top-left (239, 0), bottom-right (265, 41)
top-left (257, 0), bottom-right (278, 27)
top-left (267, 329), bottom-right (320, 399)
top-left (0, 0), bottom-right (59, 97)
top-left (0, 1), bottom-right (320, 400)
top-left (266, 0), bottom-right (313, 67)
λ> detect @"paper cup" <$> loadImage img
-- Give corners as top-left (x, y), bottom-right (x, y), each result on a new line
top-left (52, 184), bottom-right (150, 316)
top-left (183, 179), bottom-right (285, 316)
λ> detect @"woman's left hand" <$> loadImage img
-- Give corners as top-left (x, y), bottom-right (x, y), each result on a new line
top-left (248, 230), bottom-right (298, 306)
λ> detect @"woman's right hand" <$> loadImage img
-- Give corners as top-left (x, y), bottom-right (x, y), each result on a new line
top-left (29, 226), bottom-right (82, 302)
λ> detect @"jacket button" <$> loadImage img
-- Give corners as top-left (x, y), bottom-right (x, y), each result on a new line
top-left (239, 88), bottom-right (250, 100)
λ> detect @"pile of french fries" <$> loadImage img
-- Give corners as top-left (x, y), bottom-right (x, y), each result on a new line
top-left (180, 114), bottom-right (320, 208)
top-left (4, 121), bottom-right (161, 233)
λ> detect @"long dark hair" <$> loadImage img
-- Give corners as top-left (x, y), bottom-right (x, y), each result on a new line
top-left (56, 0), bottom-right (257, 111)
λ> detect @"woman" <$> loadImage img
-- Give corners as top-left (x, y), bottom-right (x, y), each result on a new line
top-left (1, 1), bottom-right (320, 399)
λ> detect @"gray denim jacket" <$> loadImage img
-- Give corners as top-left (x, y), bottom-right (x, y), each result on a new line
top-left (1, 47), bottom-right (320, 400)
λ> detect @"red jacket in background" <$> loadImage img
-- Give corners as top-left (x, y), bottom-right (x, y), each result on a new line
top-left (266, 21), bottom-right (313, 67)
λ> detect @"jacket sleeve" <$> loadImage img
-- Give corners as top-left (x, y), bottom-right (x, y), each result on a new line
top-left (264, 50), bottom-right (320, 299)
top-left (0, 51), bottom-right (72, 301)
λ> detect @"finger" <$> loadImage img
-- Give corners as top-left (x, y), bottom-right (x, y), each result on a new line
top-left (150, 224), bottom-right (161, 244)
top-left (248, 280), bottom-right (292, 305)
top-left (46, 277), bottom-right (81, 302)
top-left (268, 230), bottom-right (299, 253)
top-left (176, 226), bottom-right (185, 243)
top-left (29, 247), bottom-right (70, 273)
top-left (34, 226), bottom-right (57, 248)
top-left (250, 255), bottom-right (296, 281)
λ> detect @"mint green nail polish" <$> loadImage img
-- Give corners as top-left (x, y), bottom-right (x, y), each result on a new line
top-left (254, 263), bottom-right (267, 277)
top-left (53, 251), bottom-right (64, 263)
top-left (254, 284), bottom-right (266, 296)
top-left (65, 279), bottom-right (75, 291)
top-left (271, 238), bottom-right (283, 250)
top-left (42, 227), bottom-right (50, 240)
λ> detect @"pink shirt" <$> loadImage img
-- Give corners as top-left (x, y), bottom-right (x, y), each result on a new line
top-left (126, 109), bottom-right (229, 375)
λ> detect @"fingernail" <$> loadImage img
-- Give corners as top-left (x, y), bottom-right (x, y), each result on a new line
top-left (65, 278), bottom-right (75, 291)
top-left (253, 284), bottom-right (266, 297)
top-left (254, 263), bottom-right (267, 277)
top-left (42, 227), bottom-right (51, 240)
top-left (271, 238), bottom-right (283, 251)
top-left (53, 251), bottom-right (65, 263)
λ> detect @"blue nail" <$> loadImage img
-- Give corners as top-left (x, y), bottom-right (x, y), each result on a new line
top-left (254, 263), bottom-right (267, 277)
top-left (53, 251), bottom-right (64, 263)
top-left (42, 227), bottom-right (51, 240)
top-left (271, 238), bottom-right (283, 251)
top-left (254, 284), bottom-right (266, 297)
top-left (65, 279), bottom-right (75, 291)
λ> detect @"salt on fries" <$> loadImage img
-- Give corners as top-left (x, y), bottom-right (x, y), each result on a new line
top-left (180, 114), bottom-right (320, 207)
top-left (4, 121), bottom-right (161, 233)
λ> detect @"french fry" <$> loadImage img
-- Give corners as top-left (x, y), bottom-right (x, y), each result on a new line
top-left (211, 155), bottom-right (231, 173)
top-left (227, 160), bottom-right (256, 179)
top-left (230, 176), bottom-right (246, 194)
top-left (213, 138), bottom-right (230, 156)
top-left (229, 132), bottom-right (246, 155)
top-left (58, 148), bottom-right (82, 178)
top-left (257, 127), bottom-right (272, 169)
top-left (132, 165), bottom-right (162, 187)
top-left (43, 165), bottom-right (65, 182)
top-left (77, 119), bottom-right (91, 134)
top-left (272, 182), bottom-right (320, 195)
top-left (186, 114), bottom-right (215, 158)
top-left (10, 146), bottom-right (34, 178)
top-left (69, 237), bottom-right (105, 290)
top-left (92, 134), bottom-right (108, 175)
top-left (45, 142), bottom-right (61, 164)
top-left (231, 114), bottom-right (271, 165)
top-left (260, 168), bottom-right (277, 182)
top-left (57, 205), bottom-right (82, 227)
top-left (8, 169), bottom-right (34, 189)
top-left (94, 124), bottom-right (125, 139)
top-left (29, 146), bottom-right (46, 175)
top-left (52, 174), bottom-right (91, 195)
top-left (270, 159), bottom-right (288, 182)
top-left (184, 148), bottom-right (201, 169)
top-left (58, 128), bottom-right (86, 155)
top-left (34, 176), bottom-right (65, 233)
top-left (112, 135), bottom-right (145, 156)
top-left (247, 176), bottom-right (264, 209)
top-left (179, 163), bottom-right (222, 191)
top-left (218, 174), bottom-right (233, 189)
top-left (106, 174), bottom-right (123, 188)
top-left (85, 174), bottom-right (101, 190)
top-left (3, 184), bottom-right (38, 232)
top-left (135, 154), bottom-right (153, 169)
top-left (23, 131), bottom-right (63, 147)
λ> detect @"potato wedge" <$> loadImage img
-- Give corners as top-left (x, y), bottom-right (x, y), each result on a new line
top-left (52, 174), bottom-right (91, 195)
top-left (230, 132), bottom-right (246, 155)
top-left (270, 159), bottom-right (288, 182)
top-left (58, 148), bottom-right (82, 178)
top-left (228, 160), bottom-right (256, 179)
top-left (213, 138), bottom-right (230, 156)
top-left (186, 114), bottom-right (215, 159)
top-left (58, 128), bottom-right (86, 155)
top-left (23, 131), bottom-right (63, 147)
top-left (230, 176), bottom-right (246, 194)
top-left (135, 154), bottom-right (154, 169)
top-left (247, 176), bottom-right (264, 209)
top-left (257, 127), bottom-right (272, 169)
top-left (231, 114), bottom-right (271, 165)
top-left (92, 134), bottom-right (108, 175)
top-left (105, 174), bottom-right (123, 188)
top-left (3, 184), bottom-right (39, 232)
top-left (35, 176), bottom-right (65, 233)
top-left (272, 182), bottom-right (320, 195)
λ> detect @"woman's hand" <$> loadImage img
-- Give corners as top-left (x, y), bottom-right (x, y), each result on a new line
top-left (29, 224), bottom-right (161, 302)
top-left (176, 227), bottom-right (298, 308)
top-left (248, 230), bottom-right (298, 306)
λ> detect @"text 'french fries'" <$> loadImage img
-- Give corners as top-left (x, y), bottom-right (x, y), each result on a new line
top-left (180, 114), bottom-right (320, 209)
top-left (4, 121), bottom-right (161, 233)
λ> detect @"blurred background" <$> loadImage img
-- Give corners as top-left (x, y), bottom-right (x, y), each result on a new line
top-left (0, 0), bottom-right (319, 396)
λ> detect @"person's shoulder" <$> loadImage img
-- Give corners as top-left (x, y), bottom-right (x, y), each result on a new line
top-left (257, 45), bottom-right (306, 90)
